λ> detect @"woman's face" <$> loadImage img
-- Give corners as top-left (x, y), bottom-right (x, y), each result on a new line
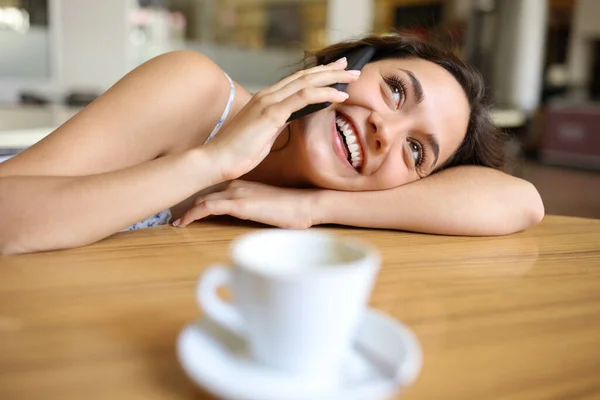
top-left (289, 57), bottom-right (470, 191)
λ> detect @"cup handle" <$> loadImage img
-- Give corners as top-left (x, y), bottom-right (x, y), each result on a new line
top-left (197, 265), bottom-right (245, 336)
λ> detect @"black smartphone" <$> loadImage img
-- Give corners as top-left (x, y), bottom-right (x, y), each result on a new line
top-left (286, 46), bottom-right (376, 123)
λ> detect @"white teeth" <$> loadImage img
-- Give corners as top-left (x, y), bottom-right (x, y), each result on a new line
top-left (335, 115), bottom-right (363, 170)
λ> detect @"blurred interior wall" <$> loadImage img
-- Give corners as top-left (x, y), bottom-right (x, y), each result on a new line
top-left (446, 0), bottom-right (473, 21)
top-left (0, 0), bottom-right (134, 102)
top-left (0, 0), bottom-right (328, 101)
top-left (184, 42), bottom-right (301, 92)
top-left (492, 0), bottom-right (548, 113)
top-left (58, 0), bottom-right (132, 92)
top-left (0, 27), bottom-right (49, 78)
top-left (326, 0), bottom-right (373, 44)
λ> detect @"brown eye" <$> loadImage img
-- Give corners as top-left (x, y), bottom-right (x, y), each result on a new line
top-left (384, 76), bottom-right (407, 109)
top-left (389, 85), bottom-right (403, 108)
top-left (408, 140), bottom-right (423, 166)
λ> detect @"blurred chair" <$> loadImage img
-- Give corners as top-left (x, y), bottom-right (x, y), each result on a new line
top-left (64, 92), bottom-right (99, 108)
top-left (19, 92), bottom-right (50, 106)
top-left (540, 103), bottom-right (600, 170)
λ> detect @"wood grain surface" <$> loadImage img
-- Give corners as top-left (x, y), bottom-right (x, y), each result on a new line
top-left (1, 215), bottom-right (599, 400)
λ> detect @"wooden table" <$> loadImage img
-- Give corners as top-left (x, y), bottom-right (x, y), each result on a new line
top-left (1, 215), bottom-right (599, 400)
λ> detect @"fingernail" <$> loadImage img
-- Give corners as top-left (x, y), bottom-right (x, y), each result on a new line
top-left (335, 57), bottom-right (347, 64)
top-left (338, 91), bottom-right (349, 99)
top-left (347, 70), bottom-right (361, 75)
top-left (172, 218), bottom-right (180, 227)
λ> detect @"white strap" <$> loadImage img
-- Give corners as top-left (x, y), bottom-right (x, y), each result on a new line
top-left (205, 73), bottom-right (236, 144)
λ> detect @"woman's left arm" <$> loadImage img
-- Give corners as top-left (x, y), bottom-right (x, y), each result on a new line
top-left (177, 166), bottom-right (544, 236)
top-left (314, 166), bottom-right (544, 236)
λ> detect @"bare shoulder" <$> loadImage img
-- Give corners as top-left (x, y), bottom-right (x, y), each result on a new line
top-left (147, 50), bottom-right (228, 90)
top-left (0, 50), bottom-right (234, 177)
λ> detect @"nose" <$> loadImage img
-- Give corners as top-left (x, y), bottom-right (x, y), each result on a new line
top-left (367, 111), bottom-right (393, 153)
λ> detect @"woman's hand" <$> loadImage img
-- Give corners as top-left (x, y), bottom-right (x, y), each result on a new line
top-left (173, 180), bottom-right (321, 229)
top-left (203, 58), bottom-right (359, 181)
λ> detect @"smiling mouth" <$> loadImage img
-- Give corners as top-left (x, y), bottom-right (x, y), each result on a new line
top-left (335, 112), bottom-right (363, 171)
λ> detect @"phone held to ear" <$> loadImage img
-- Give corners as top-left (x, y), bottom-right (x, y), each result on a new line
top-left (286, 46), bottom-right (376, 123)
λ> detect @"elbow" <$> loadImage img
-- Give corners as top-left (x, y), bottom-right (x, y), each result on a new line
top-left (1, 245), bottom-right (25, 256)
top-left (1, 225), bottom-right (99, 255)
top-left (0, 236), bottom-right (28, 255)
top-left (1, 224), bottom-right (51, 255)
top-left (0, 226), bottom-right (16, 255)
top-left (530, 192), bottom-right (545, 227)
top-left (529, 198), bottom-right (545, 229)
top-left (520, 181), bottom-right (545, 231)
top-left (0, 226), bottom-right (35, 255)
top-left (0, 229), bottom-right (79, 255)
top-left (490, 181), bottom-right (544, 236)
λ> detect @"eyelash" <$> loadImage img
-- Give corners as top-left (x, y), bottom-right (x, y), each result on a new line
top-left (385, 75), bottom-right (427, 168)
top-left (382, 75), bottom-right (426, 170)
top-left (409, 139), bottom-right (427, 168)
top-left (384, 74), bottom-right (408, 108)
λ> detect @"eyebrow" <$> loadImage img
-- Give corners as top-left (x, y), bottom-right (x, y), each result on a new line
top-left (394, 68), bottom-right (438, 169)
top-left (399, 68), bottom-right (425, 105)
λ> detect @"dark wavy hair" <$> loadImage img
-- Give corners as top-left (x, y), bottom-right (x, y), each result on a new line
top-left (304, 34), bottom-right (506, 171)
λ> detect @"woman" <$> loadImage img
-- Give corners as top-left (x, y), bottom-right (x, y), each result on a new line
top-left (0, 34), bottom-right (544, 254)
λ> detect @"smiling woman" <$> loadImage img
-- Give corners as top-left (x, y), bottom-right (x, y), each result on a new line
top-left (289, 56), bottom-right (470, 190)
top-left (298, 35), bottom-right (504, 184)
top-left (0, 34), bottom-right (544, 254)
top-left (239, 34), bottom-right (499, 194)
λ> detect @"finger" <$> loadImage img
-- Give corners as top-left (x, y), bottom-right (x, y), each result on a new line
top-left (173, 203), bottom-right (211, 227)
top-left (263, 57), bottom-right (348, 94)
top-left (270, 69), bottom-right (360, 102)
top-left (192, 190), bottom-right (233, 207)
top-left (179, 200), bottom-right (245, 227)
top-left (192, 181), bottom-right (254, 206)
top-left (266, 58), bottom-right (348, 93)
top-left (202, 200), bottom-right (242, 219)
top-left (260, 87), bottom-right (350, 126)
top-left (201, 200), bottom-right (280, 227)
top-left (202, 200), bottom-right (306, 229)
top-left (177, 197), bottom-right (248, 227)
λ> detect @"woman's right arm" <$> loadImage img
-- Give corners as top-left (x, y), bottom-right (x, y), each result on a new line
top-left (0, 52), bottom-right (356, 254)
top-left (0, 51), bottom-right (233, 254)
top-left (0, 149), bottom-right (222, 254)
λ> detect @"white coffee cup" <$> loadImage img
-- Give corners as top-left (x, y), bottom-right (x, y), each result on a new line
top-left (197, 229), bottom-right (380, 383)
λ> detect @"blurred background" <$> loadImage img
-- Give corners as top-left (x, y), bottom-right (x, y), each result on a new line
top-left (0, 0), bottom-right (598, 218)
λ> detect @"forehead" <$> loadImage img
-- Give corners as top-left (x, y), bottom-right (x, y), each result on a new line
top-left (370, 57), bottom-right (470, 162)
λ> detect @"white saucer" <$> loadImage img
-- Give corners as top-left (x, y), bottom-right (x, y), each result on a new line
top-left (177, 308), bottom-right (422, 400)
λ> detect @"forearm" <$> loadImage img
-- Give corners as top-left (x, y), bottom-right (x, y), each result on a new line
top-left (0, 148), bottom-right (221, 254)
top-left (314, 166), bottom-right (544, 236)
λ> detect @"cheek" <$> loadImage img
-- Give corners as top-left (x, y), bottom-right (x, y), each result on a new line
top-left (369, 154), bottom-right (415, 189)
top-left (298, 109), bottom-right (332, 138)
top-left (293, 113), bottom-right (340, 175)
top-left (345, 80), bottom-right (375, 104)
top-left (298, 113), bottom-right (331, 154)
top-left (293, 114), bottom-right (321, 149)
